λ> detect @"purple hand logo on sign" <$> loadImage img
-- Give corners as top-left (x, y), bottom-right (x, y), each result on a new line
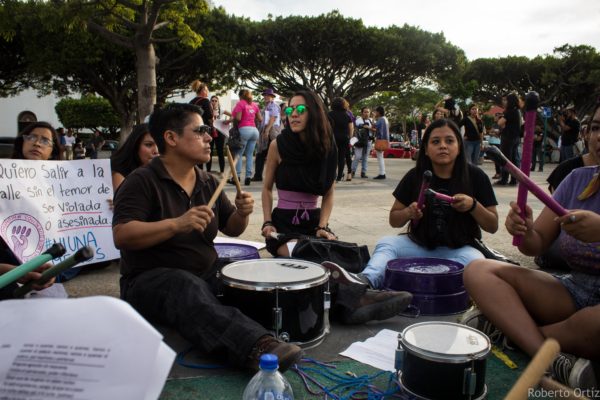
top-left (1, 213), bottom-right (45, 261)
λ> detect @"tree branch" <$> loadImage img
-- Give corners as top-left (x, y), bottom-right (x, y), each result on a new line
top-left (87, 20), bottom-right (134, 50)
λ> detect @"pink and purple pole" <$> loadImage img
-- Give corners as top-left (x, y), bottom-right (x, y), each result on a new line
top-left (426, 188), bottom-right (455, 203)
top-left (513, 92), bottom-right (540, 246)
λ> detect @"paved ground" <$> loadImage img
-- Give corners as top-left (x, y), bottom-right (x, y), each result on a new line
top-left (59, 157), bottom-right (558, 379)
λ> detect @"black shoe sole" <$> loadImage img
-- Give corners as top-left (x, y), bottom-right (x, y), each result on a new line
top-left (341, 293), bottom-right (413, 325)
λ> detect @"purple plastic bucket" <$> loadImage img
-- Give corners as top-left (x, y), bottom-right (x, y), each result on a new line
top-left (215, 243), bottom-right (260, 264)
top-left (410, 291), bottom-right (471, 316)
top-left (384, 257), bottom-right (465, 295)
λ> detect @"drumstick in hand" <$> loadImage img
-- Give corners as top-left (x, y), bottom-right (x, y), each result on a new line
top-left (226, 146), bottom-right (242, 195)
top-left (207, 170), bottom-right (231, 208)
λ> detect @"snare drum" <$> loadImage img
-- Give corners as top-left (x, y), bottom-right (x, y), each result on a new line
top-left (399, 322), bottom-right (490, 400)
top-left (219, 259), bottom-right (330, 348)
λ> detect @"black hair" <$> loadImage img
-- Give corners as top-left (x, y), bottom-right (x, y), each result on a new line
top-left (12, 121), bottom-right (61, 160)
top-left (110, 123), bottom-right (152, 177)
top-left (148, 103), bottom-right (203, 153)
top-left (415, 118), bottom-right (471, 196)
top-left (505, 92), bottom-right (520, 111)
top-left (290, 90), bottom-right (333, 157)
top-left (376, 106), bottom-right (385, 116)
top-left (331, 97), bottom-right (345, 112)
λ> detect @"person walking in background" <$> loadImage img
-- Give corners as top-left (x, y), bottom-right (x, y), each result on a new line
top-left (231, 89), bottom-right (262, 186)
top-left (189, 80), bottom-right (214, 171)
top-left (461, 104), bottom-right (485, 165)
top-left (209, 95), bottom-right (229, 177)
top-left (373, 106), bottom-right (389, 180)
top-left (558, 105), bottom-right (581, 163)
top-left (63, 128), bottom-right (76, 160)
top-left (343, 99), bottom-right (356, 181)
top-left (496, 93), bottom-right (521, 186)
top-left (89, 129), bottom-right (105, 160)
top-left (488, 113), bottom-right (503, 179)
top-left (328, 97), bottom-right (353, 182)
top-left (352, 107), bottom-right (375, 179)
top-left (252, 89), bottom-right (280, 182)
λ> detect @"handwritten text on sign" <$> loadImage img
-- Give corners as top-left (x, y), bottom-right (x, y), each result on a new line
top-left (0, 159), bottom-right (118, 264)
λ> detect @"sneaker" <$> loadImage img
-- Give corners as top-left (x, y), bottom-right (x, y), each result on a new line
top-left (373, 174), bottom-right (386, 180)
top-left (508, 180), bottom-right (518, 186)
top-left (493, 181), bottom-right (508, 186)
top-left (251, 176), bottom-right (262, 182)
top-left (321, 261), bottom-right (370, 287)
top-left (244, 177), bottom-right (251, 186)
top-left (245, 335), bottom-right (303, 373)
top-left (551, 353), bottom-right (598, 390)
top-left (361, 172), bottom-right (368, 178)
top-left (341, 289), bottom-right (412, 325)
top-left (460, 307), bottom-right (513, 349)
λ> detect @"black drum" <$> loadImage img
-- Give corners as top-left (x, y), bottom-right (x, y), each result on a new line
top-left (399, 322), bottom-right (490, 400)
top-left (219, 259), bottom-right (330, 348)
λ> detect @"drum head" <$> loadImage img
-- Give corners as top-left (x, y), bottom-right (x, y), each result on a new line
top-left (402, 322), bottom-right (490, 363)
top-left (214, 243), bottom-right (259, 260)
top-left (220, 259), bottom-right (328, 291)
top-left (387, 257), bottom-right (463, 275)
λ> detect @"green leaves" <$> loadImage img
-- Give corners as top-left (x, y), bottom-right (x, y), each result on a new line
top-left (55, 96), bottom-right (120, 130)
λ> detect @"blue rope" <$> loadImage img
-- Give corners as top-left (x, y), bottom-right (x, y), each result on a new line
top-left (292, 358), bottom-right (410, 399)
top-left (175, 346), bottom-right (227, 369)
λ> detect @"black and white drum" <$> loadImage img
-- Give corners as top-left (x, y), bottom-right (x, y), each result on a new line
top-left (398, 322), bottom-right (490, 400)
top-left (219, 259), bottom-right (330, 348)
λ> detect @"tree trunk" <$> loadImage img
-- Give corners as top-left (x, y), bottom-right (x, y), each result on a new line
top-left (135, 43), bottom-right (157, 123)
top-left (118, 111), bottom-right (136, 145)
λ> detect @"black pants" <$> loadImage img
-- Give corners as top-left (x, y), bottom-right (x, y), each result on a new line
top-left (336, 140), bottom-right (349, 180)
top-left (531, 142), bottom-right (543, 171)
top-left (207, 133), bottom-right (226, 173)
top-left (500, 138), bottom-right (519, 184)
top-left (254, 148), bottom-right (268, 180)
top-left (120, 267), bottom-right (267, 367)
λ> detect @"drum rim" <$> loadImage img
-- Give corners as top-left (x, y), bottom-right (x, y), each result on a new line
top-left (386, 257), bottom-right (464, 277)
top-left (400, 321), bottom-right (491, 363)
top-left (220, 259), bottom-right (330, 291)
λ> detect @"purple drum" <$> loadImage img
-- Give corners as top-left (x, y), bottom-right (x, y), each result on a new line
top-left (214, 243), bottom-right (259, 265)
top-left (384, 257), bottom-right (464, 294)
top-left (384, 258), bottom-right (469, 315)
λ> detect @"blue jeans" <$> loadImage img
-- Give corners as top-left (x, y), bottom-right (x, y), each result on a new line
top-left (352, 142), bottom-right (371, 174)
top-left (560, 144), bottom-right (574, 163)
top-left (361, 235), bottom-right (484, 289)
top-left (464, 140), bottom-right (481, 165)
top-left (236, 126), bottom-right (259, 179)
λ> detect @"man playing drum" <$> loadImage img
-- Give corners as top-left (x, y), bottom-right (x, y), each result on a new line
top-left (112, 103), bottom-right (302, 372)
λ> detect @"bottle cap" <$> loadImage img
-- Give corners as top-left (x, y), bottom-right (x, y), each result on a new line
top-left (259, 354), bottom-right (279, 370)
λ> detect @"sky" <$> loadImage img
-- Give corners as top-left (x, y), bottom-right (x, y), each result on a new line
top-left (211, 0), bottom-right (600, 60)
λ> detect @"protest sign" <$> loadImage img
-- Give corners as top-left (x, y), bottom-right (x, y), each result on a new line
top-left (0, 159), bottom-right (118, 264)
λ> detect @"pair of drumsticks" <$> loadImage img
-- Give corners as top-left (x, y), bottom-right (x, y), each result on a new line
top-left (207, 146), bottom-right (242, 208)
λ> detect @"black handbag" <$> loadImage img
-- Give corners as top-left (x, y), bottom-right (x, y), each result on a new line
top-left (227, 121), bottom-right (243, 151)
top-left (291, 237), bottom-right (370, 273)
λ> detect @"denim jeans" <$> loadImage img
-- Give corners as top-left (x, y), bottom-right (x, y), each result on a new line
top-left (236, 126), bottom-right (259, 179)
top-left (560, 144), bottom-right (575, 163)
top-left (352, 142), bottom-right (371, 175)
top-left (120, 267), bottom-right (268, 367)
top-left (464, 140), bottom-right (481, 165)
top-left (361, 235), bottom-right (484, 289)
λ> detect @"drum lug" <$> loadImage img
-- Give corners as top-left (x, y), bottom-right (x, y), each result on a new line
top-left (395, 333), bottom-right (404, 372)
top-left (278, 332), bottom-right (290, 343)
top-left (272, 307), bottom-right (282, 332)
top-left (324, 290), bottom-right (331, 310)
top-left (462, 366), bottom-right (476, 396)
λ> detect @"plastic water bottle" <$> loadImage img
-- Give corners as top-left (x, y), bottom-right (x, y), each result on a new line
top-left (241, 354), bottom-right (294, 400)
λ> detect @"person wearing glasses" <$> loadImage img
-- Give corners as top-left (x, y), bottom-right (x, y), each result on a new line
top-left (111, 103), bottom-right (304, 372)
top-left (260, 91), bottom-right (412, 324)
top-left (1, 121), bottom-right (61, 299)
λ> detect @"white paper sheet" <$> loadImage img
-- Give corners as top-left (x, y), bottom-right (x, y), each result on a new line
top-left (25, 282), bottom-right (68, 298)
top-left (0, 296), bottom-right (175, 400)
top-left (214, 236), bottom-right (266, 250)
top-left (214, 119), bottom-right (231, 136)
top-left (339, 328), bottom-right (400, 372)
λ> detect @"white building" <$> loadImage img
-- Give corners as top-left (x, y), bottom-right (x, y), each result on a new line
top-left (0, 89), bottom-right (62, 137)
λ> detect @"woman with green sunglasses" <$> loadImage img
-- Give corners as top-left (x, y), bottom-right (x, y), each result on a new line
top-left (261, 90), bottom-right (338, 256)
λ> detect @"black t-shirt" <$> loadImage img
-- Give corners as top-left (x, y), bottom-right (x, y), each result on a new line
top-left (190, 97), bottom-right (214, 127)
top-left (501, 109), bottom-right (521, 141)
top-left (328, 110), bottom-right (352, 146)
top-left (561, 118), bottom-right (581, 146)
top-left (393, 165), bottom-right (497, 249)
top-left (113, 157), bottom-right (235, 279)
top-left (461, 116), bottom-right (483, 142)
top-left (546, 156), bottom-right (584, 192)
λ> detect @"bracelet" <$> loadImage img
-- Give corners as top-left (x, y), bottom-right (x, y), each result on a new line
top-left (261, 221), bottom-right (274, 230)
top-left (468, 198), bottom-right (478, 213)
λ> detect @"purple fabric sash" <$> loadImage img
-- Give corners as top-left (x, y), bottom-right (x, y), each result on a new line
top-left (277, 189), bottom-right (318, 225)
